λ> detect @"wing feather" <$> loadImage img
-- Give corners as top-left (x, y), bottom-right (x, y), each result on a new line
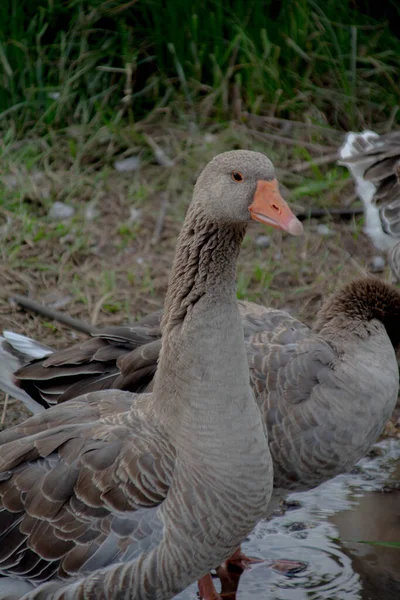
top-left (0, 390), bottom-right (174, 585)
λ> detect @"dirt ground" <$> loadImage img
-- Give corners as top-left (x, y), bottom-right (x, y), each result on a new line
top-left (1, 120), bottom-right (399, 432)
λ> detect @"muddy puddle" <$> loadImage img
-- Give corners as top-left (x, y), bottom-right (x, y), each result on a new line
top-left (176, 438), bottom-right (400, 599)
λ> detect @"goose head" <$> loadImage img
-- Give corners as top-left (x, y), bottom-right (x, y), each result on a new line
top-left (315, 276), bottom-right (400, 351)
top-left (193, 150), bottom-right (303, 235)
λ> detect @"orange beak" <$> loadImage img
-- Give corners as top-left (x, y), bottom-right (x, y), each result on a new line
top-left (249, 179), bottom-right (303, 236)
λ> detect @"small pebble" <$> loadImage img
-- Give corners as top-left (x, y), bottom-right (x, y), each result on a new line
top-left (85, 203), bottom-right (98, 221)
top-left (204, 133), bottom-right (217, 144)
top-left (188, 121), bottom-right (198, 135)
top-left (31, 171), bottom-right (52, 200)
top-left (369, 255), bottom-right (385, 273)
top-left (316, 224), bottom-right (332, 236)
top-left (2, 174), bottom-right (18, 189)
top-left (48, 201), bottom-right (75, 220)
top-left (60, 233), bottom-right (75, 245)
top-left (114, 156), bottom-right (141, 172)
top-left (153, 147), bottom-right (174, 167)
top-left (256, 235), bottom-right (271, 248)
top-left (0, 215), bottom-right (12, 238)
top-left (30, 171), bottom-right (46, 182)
top-left (129, 207), bottom-right (142, 223)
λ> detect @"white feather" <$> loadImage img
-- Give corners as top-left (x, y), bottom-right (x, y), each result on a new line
top-left (338, 130), bottom-right (397, 251)
top-left (0, 335), bottom-right (47, 414)
top-left (3, 331), bottom-right (53, 360)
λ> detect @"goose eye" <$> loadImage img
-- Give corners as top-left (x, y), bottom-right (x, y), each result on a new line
top-left (232, 171), bottom-right (244, 182)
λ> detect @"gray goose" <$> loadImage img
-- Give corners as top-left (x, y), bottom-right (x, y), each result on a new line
top-left (2, 284), bottom-right (400, 596)
top-left (338, 129), bottom-right (400, 251)
top-left (0, 150), bottom-right (303, 600)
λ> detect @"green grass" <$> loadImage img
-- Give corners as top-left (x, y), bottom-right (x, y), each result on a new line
top-left (1, 1), bottom-right (400, 137)
top-left (358, 541), bottom-right (400, 548)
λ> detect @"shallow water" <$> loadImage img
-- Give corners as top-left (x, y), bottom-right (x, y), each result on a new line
top-left (175, 439), bottom-right (400, 599)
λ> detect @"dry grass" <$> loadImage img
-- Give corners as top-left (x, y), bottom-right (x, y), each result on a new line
top-left (0, 119), bottom-right (397, 429)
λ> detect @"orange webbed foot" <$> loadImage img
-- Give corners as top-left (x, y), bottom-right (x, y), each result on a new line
top-left (198, 573), bottom-right (222, 600)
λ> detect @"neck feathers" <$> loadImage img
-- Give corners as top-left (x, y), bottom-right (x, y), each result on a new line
top-left (151, 202), bottom-right (249, 424)
top-left (162, 203), bottom-right (246, 333)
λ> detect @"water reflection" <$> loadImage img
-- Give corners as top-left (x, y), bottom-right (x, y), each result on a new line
top-left (175, 439), bottom-right (400, 599)
top-left (334, 490), bottom-right (400, 600)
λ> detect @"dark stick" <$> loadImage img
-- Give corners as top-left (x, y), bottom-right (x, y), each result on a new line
top-left (244, 128), bottom-right (335, 153)
top-left (152, 191), bottom-right (170, 245)
top-left (296, 207), bottom-right (364, 221)
top-left (11, 295), bottom-right (94, 336)
top-left (242, 112), bottom-right (343, 137)
top-left (291, 152), bottom-right (340, 172)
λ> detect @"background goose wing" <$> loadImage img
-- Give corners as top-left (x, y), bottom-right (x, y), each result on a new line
top-left (12, 311), bottom-right (162, 408)
top-left (245, 319), bottom-right (357, 490)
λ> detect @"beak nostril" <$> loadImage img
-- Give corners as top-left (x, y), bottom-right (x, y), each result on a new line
top-left (272, 203), bottom-right (280, 213)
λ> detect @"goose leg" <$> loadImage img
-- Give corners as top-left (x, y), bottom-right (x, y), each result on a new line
top-left (216, 548), bottom-right (262, 599)
top-left (198, 573), bottom-right (222, 600)
top-left (216, 548), bottom-right (307, 599)
top-left (197, 548), bottom-right (260, 599)
top-left (199, 549), bottom-right (307, 599)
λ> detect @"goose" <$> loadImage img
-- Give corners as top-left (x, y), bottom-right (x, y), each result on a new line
top-left (0, 150), bottom-right (303, 600)
top-left (338, 129), bottom-right (400, 251)
top-left (2, 278), bottom-right (400, 595)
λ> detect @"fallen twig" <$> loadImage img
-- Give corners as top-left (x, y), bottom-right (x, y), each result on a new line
top-left (143, 134), bottom-right (175, 167)
top-left (91, 292), bottom-right (115, 327)
top-left (11, 295), bottom-right (94, 335)
top-left (325, 242), bottom-right (368, 277)
top-left (242, 113), bottom-right (343, 138)
top-left (243, 127), bottom-right (335, 153)
top-left (296, 207), bottom-right (364, 221)
top-left (152, 191), bottom-right (170, 245)
top-left (291, 152), bottom-right (340, 173)
top-left (343, 191), bottom-right (358, 208)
